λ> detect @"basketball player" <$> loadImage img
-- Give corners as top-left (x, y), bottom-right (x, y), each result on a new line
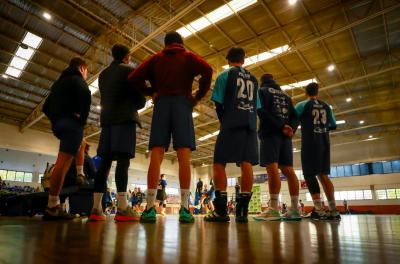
top-left (205, 47), bottom-right (260, 223)
top-left (254, 74), bottom-right (301, 221)
top-left (128, 32), bottom-right (213, 223)
top-left (295, 82), bottom-right (340, 221)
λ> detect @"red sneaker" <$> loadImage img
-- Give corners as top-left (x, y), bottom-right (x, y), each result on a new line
top-left (114, 206), bottom-right (141, 222)
top-left (88, 209), bottom-right (106, 221)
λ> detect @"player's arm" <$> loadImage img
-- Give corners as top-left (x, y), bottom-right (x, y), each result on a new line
top-left (211, 71), bottom-right (228, 122)
top-left (257, 89), bottom-right (285, 131)
top-left (190, 53), bottom-right (213, 101)
top-left (327, 105), bottom-right (337, 130)
top-left (128, 55), bottom-right (157, 96)
top-left (288, 98), bottom-right (299, 133)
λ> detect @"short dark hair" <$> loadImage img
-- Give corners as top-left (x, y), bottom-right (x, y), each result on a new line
top-left (260, 73), bottom-right (274, 84)
top-left (69, 57), bottom-right (86, 69)
top-left (226, 47), bottom-right (245, 63)
top-left (306, 82), bottom-right (319, 96)
top-left (164, 32), bottom-right (183, 46)
top-left (112, 44), bottom-right (130, 61)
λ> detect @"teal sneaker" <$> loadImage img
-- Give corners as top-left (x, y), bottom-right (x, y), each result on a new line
top-left (140, 206), bottom-right (157, 223)
top-left (179, 206), bottom-right (194, 223)
top-left (282, 209), bottom-right (302, 221)
top-left (253, 208), bottom-right (281, 221)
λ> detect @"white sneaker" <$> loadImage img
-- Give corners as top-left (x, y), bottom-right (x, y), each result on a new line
top-left (253, 208), bottom-right (281, 221)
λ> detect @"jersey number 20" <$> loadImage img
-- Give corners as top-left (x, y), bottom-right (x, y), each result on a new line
top-left (312, 109), bottom-right (327, 125)
top-left (237, 78), bottom-right (254, 100)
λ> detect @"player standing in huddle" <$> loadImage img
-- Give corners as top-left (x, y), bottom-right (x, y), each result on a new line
top-left (295, 83), bottom-right (340, 221)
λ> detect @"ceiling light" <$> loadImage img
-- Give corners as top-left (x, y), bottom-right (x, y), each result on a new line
top-left (369, 135), bottom-right (373, 138)
top-left (346, 97), bottom-right (352, 102)
top-left (327, 64), bottom-right (335, 72)
top-left (336, 120), bottom-right (346, 125)
top-left (43, 12), bottom-right (52, 20)
top-left (96, 105), bottom-right (101, 110)
top-left (177, 0), bottom-right (257, 38)
top-left (293, 149), bottom-right (301, 153)
top-left (365, 137), bottom-right (378, 141)
top-left (10, 56), bottom-right (28, 70)
top-left (15, 46), bottom-right (35, 60)
top-left (359, 120), bottom-right (365, 124)
top-left (223, 45), bottom-right (290, 69)
top-left (281, 78), bottom-right (317, 91)
top-left (198, 130), bottom-right (220, 141)
top-left (192, 111), bottom-right (200, 118)
top-left (288, 0), bottom-right (297, 5)
top-left (138, 100), bottom-right (154, 114)
top-left (5, 67), bottom-right (22, 78)
top-left (293, 148), bottom-right (297, 151)
top-left (22, 32), bottom-right (43, 49)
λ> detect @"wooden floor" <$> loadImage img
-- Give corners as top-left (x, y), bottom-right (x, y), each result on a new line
top-left (0, 215), bottom-right (399, 264)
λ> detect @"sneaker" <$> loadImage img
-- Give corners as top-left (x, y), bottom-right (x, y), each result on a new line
top-left (253, 208), bottom-right (281, 221)
top-left (89, 208), bottom-right (106, 221)
top-left (326, 210), bottom-right (341, 221)
top-left (204, 210), bottom-right (230, 222)
top-left (235, 192), bottom-right (252, 223)
top-left (115, 206), bottom-right (141, 222)
top-left (179, 206), bottom-right (195, 223)
top-left (310, 209), bottom-right (328, 221)
top-left (282, 209), bottom-right (302, 221)
top-left (140, 207), bottom-right (157, 223)
top-left (43, 205), bottom-right (75, 221)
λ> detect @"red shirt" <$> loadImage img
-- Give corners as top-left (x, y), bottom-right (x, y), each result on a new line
top-left (128, 44), bottom-right (213, 102)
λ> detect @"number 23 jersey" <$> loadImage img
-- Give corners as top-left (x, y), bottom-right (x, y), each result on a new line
top-left (211, 66), bottom-right (260, 131)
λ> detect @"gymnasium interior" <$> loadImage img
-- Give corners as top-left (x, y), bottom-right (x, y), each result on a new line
top-left (0, 0), bottom-right (399, 263)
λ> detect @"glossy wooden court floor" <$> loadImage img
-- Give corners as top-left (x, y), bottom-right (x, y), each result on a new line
top-left (0, 215), bottom-right (399, 264)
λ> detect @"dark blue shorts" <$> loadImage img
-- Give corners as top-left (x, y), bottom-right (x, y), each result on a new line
top-left (51, 117), bottom-right (84, 155)
top-left (97, 121), bottom-right (136, 159)
top-left (301, 141), bottom-right (331, 175)
top-left (213, 128), bottom-right (259, 165)
top-left (259, 134), bottom-right (293, 167)
top-left (149, 96), bottom-right (195, 151)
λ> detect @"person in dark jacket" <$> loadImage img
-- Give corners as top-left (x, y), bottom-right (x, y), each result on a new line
top-left (42, 57), bottom-right (91, 220)
top-left (128, 31), bottom-right (213, 223)
top-left (89, 44), bottom-right (145, 222)
top-left (254, 74), bottom-right (301, 222)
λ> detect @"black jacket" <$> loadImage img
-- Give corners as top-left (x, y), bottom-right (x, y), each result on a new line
top-left (99, 60), bottom-right (146, 127)
top-left (257, 78), bottom-right (299, 137)
top-left (43, 67), bottom-right (91, 125)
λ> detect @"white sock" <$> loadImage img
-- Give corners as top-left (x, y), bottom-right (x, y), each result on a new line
top-left (117, 192), bottom-right (128, 210)
top-left (76, 165), bottom-right (84, 175)
top-left (291, 196), bottom-right (299, 211)
top-left (180, 189), bottom-right (190, 209)
top-left (48, 195), bottom-right (60, 208)
top-left (328, 200), bottom-right (336, 211)
top-left (270, 194), bottom-right (279, 210)
top-left (147, 189), bottom-right (157, 208)
top-left (93, 192), bottom-right (103, 211)
top-left (313, 199), bottom-right (323, 210)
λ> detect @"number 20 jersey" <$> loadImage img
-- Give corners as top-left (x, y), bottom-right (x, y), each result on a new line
top-left (211, 66), bottom-right (260, 131)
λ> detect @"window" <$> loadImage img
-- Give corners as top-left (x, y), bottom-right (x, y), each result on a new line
top-left (15, 172), bottom-right (24, 182)
top-left (382, 161), bottom-right (392, 174)
top-left (6, 171), bottom-right (16, 181)
top-left (336, 166), bottom-right (345, 177)
top-left (387, 189), bottom-right (397, 199)
top-left (372, 162), bottom-right (384, 174)
top-left (351, 164), bottom-right (360, 176)
top-left (330, 167), bottom-right (337, 177)
top-left (360, 163), bottom-right (369, 175)
top-left (347, 191), bottom-right (356, 200)
top-left (376, 190), bottom-right (387, 200)
top-left (227, 178), bottom-right (236, 187)
top-left (166, 188), bottom-right (179, 195)
top-left (392, 160), bottom-right (400, 173)
top-left (355, 190), bottom-right (364, 200)
top-left (344, 165), bottom-right (352, 176)
top-left (24, 172), bottom-right (32, 183)
top-left (0, 170), bottom-right (7, 180)
top-left (363, 190), bottom-right (372, 199)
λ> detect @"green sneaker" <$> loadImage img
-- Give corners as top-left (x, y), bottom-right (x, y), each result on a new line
top-left (140, 206), bottom-right (157, 223)
top-left (282, 209), bottom-right (302, 221)
top-left (179, 206), bottom-right (194, 223)
top-left (253, 208), bottom-right (281, 221)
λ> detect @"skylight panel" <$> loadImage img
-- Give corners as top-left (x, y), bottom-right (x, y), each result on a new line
top-left (10, 56), bottom-right (28, 70)
top-left (5, 67), bottom-right (22, 78)
top-left (15, 46), bottom-right (35, 60)
top-left (198, 130), bottom-right (220, 141)
top-left (22, 32), bottom-right (43, 49)
top-left (336, 120), bottom-right (346, 125)
top-left (176, 0), bottom-right (258, 38)
top-left (138, 100), bottom-right (154, 114)
top-left (281, 78), bottom-right (317, 91)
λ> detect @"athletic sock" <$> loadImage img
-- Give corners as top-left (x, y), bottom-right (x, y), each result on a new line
top-left (328, 200), bottom-right (337, 211)
top-left (76, 165), bottom-right (84, 175)
top-left (313, 198), bottom-right (323, 210)
top-left (270, 194), bottom-right (279, 210)
top-left (146, 189), bottom-right (157, 209)
top-left (93, 192), bottom-right (103, 211)
top-left (290, 196), bottom-right (299, 211)
top-left (180, 189), bottom-right (190, 210)
top-left (48, 195), bottom-right (60, 208)
top-left (117, 192), bottom-right (128, 210)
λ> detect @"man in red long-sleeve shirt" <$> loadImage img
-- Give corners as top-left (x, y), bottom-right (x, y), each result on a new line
top-left (128, 31), bottom-right (213, 223)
